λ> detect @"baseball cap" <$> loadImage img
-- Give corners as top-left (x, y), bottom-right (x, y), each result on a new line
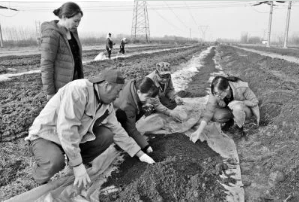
top-left (89, 68), bottom-right (125, 84)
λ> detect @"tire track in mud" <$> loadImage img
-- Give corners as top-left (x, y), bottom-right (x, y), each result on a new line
top-left (217, 45), bottom-right (299, 202)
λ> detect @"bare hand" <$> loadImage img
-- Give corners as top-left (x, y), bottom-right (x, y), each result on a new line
top-left (175, 97), bottom-right (184, 105)
top-left (73, 164), bottom-right (91, 188)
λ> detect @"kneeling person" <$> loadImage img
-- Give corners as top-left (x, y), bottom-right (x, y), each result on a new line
top-left (146, 62), bottom-right (184, 122)
top-left (25, 68), bottom-right (154, 187)
top-left (114, 77), bottom-right (159, 154)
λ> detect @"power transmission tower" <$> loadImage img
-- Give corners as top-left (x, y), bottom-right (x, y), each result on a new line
top-left (131, 1), bottom-right (150, 43)
top-left (283, 1), bottom-right (292, 49)
top-left (35, 21), bottom-right (41, 47)
top-left (266, 1), bottom-right (274, 47)
top-left (199, 25), bottom-right (209, 41)
top-left (0, 24), bottom-right (3, 48)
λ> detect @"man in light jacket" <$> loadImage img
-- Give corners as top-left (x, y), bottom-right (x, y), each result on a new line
top-left (25, 68), bottom-right (155, 188)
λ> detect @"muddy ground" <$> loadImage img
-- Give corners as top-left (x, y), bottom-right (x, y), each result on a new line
top-left (217, 45), bottom-right (299, 202)
top-left (1, 43), bottom-right (299, 202)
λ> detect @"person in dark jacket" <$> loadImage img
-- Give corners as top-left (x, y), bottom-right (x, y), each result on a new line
top-left (119, 38), bottom-right (127, 54)
top-left (106, 33), bottom-right (115, 59)
top-left (40, 2), bottom-right (84, 100)
top-left (190, 76), bottom-right (260, 143)
top-left (113, 77), bottom-right (159, 154)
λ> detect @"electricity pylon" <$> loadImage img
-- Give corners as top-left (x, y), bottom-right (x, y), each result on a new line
top-left (131, 1), bottom-right (150, 43)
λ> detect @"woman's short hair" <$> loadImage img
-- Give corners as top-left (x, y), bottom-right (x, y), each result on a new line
top-left (53, 2), bottom-right (83, 19)
top-left (211, 75), bottom-right (242, 94)
top-left (136, 77), bottom-right (159, 97)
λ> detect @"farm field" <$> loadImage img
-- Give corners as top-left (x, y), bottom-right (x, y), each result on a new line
top-left (1, 43), bottom-right (299, 202)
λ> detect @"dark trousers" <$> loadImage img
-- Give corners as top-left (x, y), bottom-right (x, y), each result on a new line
top-left (119, 46), bottom-right (125, 54)
top-left (30, 126), bottom-right (113, 184)
top-left (106, 48), bottom-right (112, 59)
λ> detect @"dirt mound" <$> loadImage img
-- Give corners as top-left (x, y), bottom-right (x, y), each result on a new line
top-left (99, 133), bottom-right (226, 202)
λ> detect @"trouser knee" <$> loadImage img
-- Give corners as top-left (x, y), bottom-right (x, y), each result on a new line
top-left (212, 108), bottom-right (233, 123)
top-left (31, 139), bottom-right (65, 184)
top-left (80, 126), bottom-right (114, 164)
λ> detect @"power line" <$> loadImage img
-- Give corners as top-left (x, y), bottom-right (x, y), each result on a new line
top-left (184, 2), bottom-right (200, 36)
top-left (148, 4), bottom-right (187, 34)
top-left (163, 1), bottom-right (188, 29)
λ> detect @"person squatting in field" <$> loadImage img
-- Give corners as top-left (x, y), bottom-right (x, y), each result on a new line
top-left (119, 38), bottom-right (127, 54)
top-left (145, 62), bottom-right (185, 122)
top-left (190, 75), bottom-right (260, 143)
top-left (113, 77), bottom-right (159, 154)
top-left (40, 2), bottom-right (84, 101)
top-left (25, 68), bottom-right (155, 188)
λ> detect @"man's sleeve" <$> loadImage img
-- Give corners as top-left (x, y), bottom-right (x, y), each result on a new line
top-left (56, 86), bottom-right (86, 167)
top-left (123, 105), bottom-right (149, 149)
top-left (105, 107), bottom-right (141, 157)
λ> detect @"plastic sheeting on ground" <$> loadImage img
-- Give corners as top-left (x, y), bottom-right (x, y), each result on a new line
top-left (6, 97), bottom-right (244, 202)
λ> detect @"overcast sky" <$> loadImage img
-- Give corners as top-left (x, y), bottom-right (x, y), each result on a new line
top-left (0, 1), bottom-right (299, 41)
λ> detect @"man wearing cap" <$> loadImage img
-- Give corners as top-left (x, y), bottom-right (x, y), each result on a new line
top-left (25, 68), bottom-right (155, 188)
top-left (146, 62), bottom-right (184, 122)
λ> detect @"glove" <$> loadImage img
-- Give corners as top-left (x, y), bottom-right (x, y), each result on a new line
top-left (73, 164), bottom-right (91, 188)
top-left (139, 154), bottom-right (155, 164)
top-left (169, 110), bottom-right (182, 122)
top-left (47, 94), bottom-right (54, 101)
top-left (146, 146), bottom-right (153, 153)
top-left (218, 100), bottom-right (226, 107)
top-left (175, 97), bottom-right (184, 105)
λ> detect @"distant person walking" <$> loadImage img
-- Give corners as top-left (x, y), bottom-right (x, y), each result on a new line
top-left (106, 33), bottom-right (115, 59)
top-left (119, 38), bottom-right (127, 54)
top-left (40, 2), bottom-right (84, 101)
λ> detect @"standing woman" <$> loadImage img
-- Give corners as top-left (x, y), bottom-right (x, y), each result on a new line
top-left (40, 2), bottom-right (84, 100)
top-left (190, 76), bottom-right (260, 143)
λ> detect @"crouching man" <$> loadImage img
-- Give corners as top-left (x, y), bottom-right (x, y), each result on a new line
top-left (25, 68), bottom-right (155, 188)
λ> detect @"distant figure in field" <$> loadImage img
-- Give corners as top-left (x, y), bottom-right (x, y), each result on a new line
top-left (40, 2), bottom-right (84, 101)
top-left (106, 33), bottom-right (115, 59)
top-left (119, 38), bottom-right (127, 54)
top-left (190, 76), bottom-right (260, 143)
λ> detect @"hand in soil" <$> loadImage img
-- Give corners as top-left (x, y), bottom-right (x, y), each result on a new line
top-left (73, 164), bottom-right (91, 188)
top-left (139, 153), bottom-right (155, 164)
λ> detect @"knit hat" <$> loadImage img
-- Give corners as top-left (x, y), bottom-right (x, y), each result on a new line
top-left (89, 68), bottom-right (125, 84)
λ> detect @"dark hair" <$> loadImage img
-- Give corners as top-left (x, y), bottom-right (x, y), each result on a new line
top-left (53, 2), bottom-right (83, 19)
top-left (136, 77), bottom-right (159, 97)
top-left (211, 76), bottom-right (242, 94)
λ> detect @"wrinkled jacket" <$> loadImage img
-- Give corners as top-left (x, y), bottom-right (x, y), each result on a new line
top-left (146, 71), bottom-right (177, 115)
top-left (202, 80), bottom-right (259, 123)
top-left (25, 79), bottom-right (140, 167)
top-left (40, 20), bottom-right (84, 96)
top-left (114, 80), bottom-right (149, 149)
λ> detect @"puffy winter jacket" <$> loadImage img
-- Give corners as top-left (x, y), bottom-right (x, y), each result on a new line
top-left (40, 20), bottom-right (84, 96)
